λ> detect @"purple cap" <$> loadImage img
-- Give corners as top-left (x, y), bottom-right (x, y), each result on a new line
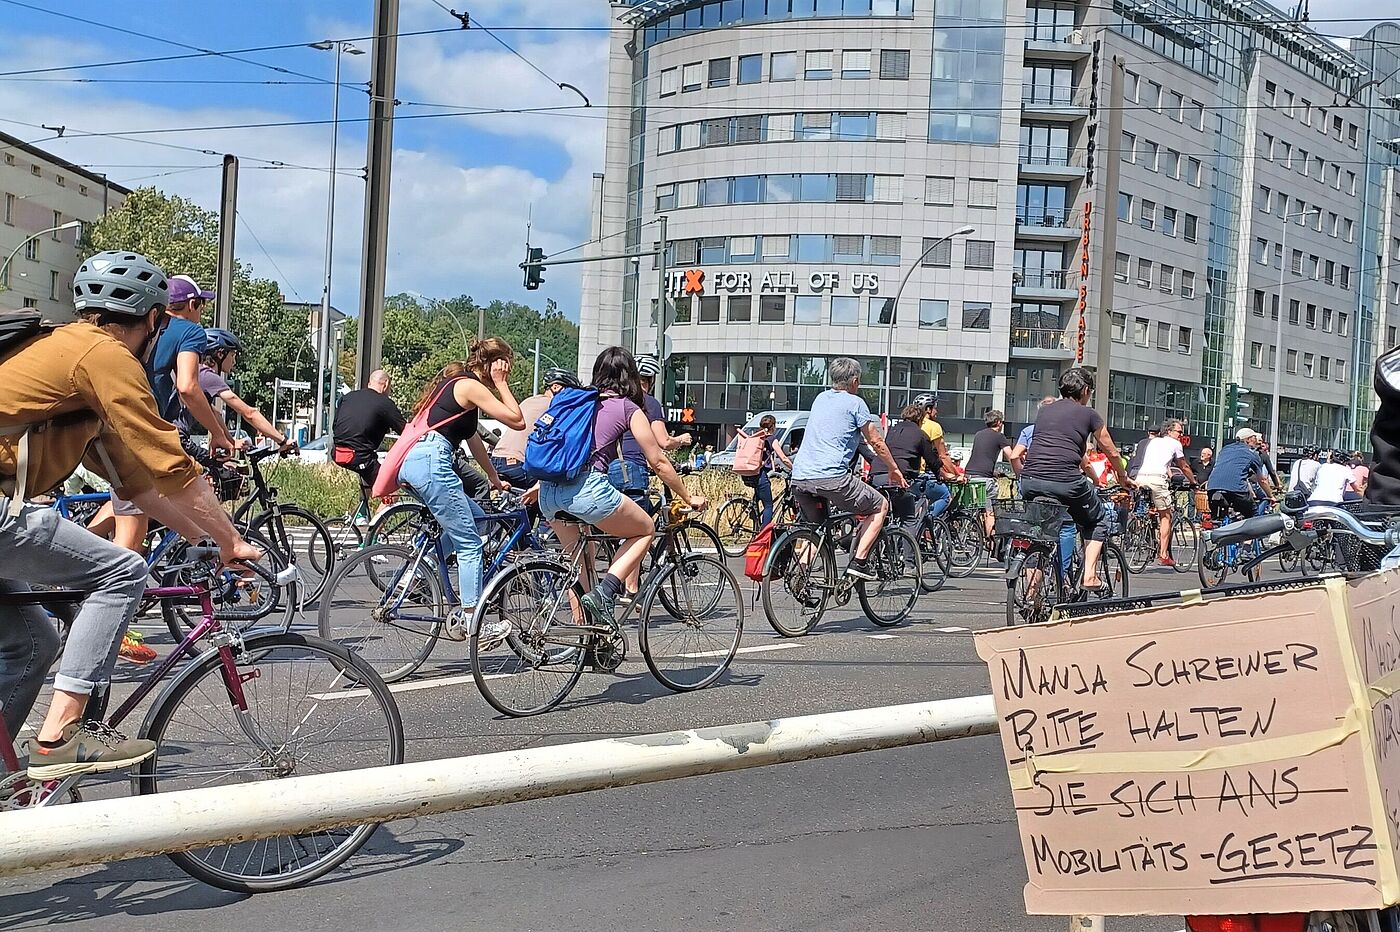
top-left (168, 274), bottom-right (215, 304)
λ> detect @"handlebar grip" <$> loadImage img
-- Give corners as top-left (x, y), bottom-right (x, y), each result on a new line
top-left (1204, 513), bottom-right (1287, 547)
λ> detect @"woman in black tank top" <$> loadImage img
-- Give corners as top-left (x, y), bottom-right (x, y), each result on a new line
top-left (397, 339), bottom-right (527, 639)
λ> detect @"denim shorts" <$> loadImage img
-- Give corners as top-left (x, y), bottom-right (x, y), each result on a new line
top-left (540, 469), bottom-right (626, 524)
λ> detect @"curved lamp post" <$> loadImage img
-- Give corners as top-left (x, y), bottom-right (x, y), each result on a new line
top-left (0, 220), bottom-right (82, 294)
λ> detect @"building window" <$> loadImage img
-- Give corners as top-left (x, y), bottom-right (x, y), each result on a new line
top-left (919, 299), bottom-right (948, 330)
top-left (1286, 349), bottom-right (1298, 374)
top-left (656, 184), bottom-right (676, 211)
top-left (841, 49), bottom-right (871, 79)
top-left (1136, 258), bottom-right (1152, 287)
top-left (1319, 356), bottom-right (1331, 380)
top-left (830, 295), bottom-right (858, 325)
top-left (1139, 200), bottom-right (1156, 231)
top-left (1117, 193), bottom-right (1132, 222)
top-left (1250, 342), bottom-right (1263, 368)
top-left (922, 238), bottom-right (952, 267)
top-left (792, 295), bottom-right (821, 324)
top-left (21, 298), bottom-right (36, 309)
top-left (1162, 206), bottom-right (1177, 237)
top-left (1186, 158), bottom-right (1202, 186)
top-left (965, 240), bottom-right (995, 269)
top-left (1114, 252), bottom-right (1129, 283)
top-left (1289, 300), bottom-right (1299, 325)
top-left (962, 302), bottom-right (991, 330)
top-left (659, 68), bottom-right (679, 97)
top-left (1338, 311), bottom-right (1350, 336)
top-left (1163, 149), bottom-right (1180, 179)
top-left (682, 62), bottom-right (704, 91)
top-left (1156, 321), bottom-right (1171, 351)
top-left (707, 58), bottom-right (731, 87)
top-left (1159, 264), bottom-right (1174, 294)
top-left (23, 239), bottom-right (39, 261)
top-left (968, 178), bottom-right (997, 208)
top-left (1303, 353), bottom-right (1315, 378)
top-left (30, 165), bottom-right (40, 177)
top-left (1142, 80), bottom-right (1162, 110)
top-left (1133, 318), bottom-right (1149, 347)
top-left (698, 296), bottom-right (721, 323)
top-left (725, 296), bottom-right (752, 322)
top-left (924, 176), bottom-right (954, 205)
top-left (1183, 214), bottom-right (1198, 243)
top-left (762, 235), bottom-right (790, 259)
top-left (879, 48), bottom-right (909, 80)
top-left (804, 50), bottom-right (833, 80)
top-left (770, 51), bottom-right (797, 81)
top-left (730, 236), bottom-right (757, 262)
top-left (870, 235), bottom-right (900, 264)
top-left (3, 192), bottom-right (12, 224)
top-left (1177, 327), bottom-right (1192, 355)
top-left (1181, 270), bottom-right (1196, 298)
top-left (1121, 131), bottom-right (1136, 162)
top-left (1141, 139), bottom-right (1159, 171)
top-left (869, 297), bottom-right (896, 326)
top-left (48, 270), bottom-right (58, 300)
top-left (738, 54), bottom-right (762, 84)
top-left (759, 295), bottom-right (786, 322)
top-left (1110, 312), bottom-right (1126, 342)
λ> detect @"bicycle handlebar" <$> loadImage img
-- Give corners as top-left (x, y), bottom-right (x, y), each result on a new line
top-left (1203, 505), bottom-right (1400, 551)
top-left (1202, 513), bottom-right (1288, 547)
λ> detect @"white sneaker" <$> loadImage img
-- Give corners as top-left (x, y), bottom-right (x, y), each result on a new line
top-left (477, 616), bottom-right (512, 652)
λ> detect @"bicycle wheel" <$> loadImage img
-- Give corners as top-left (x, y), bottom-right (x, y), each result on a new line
top-left (944, 512), bottom-right (986, 579)
top-left (318, 544), bottom-right (444, 684)
top-left (470, 559), bottom-right (587, 717)
top-left (1123, 514), bottom-right (1154, 573)
top-left (857, 528), bottom-right (921, 627)
top-left (251, 505), bottom-right (335, 605)
top-left (1087, 542), bottom-right (1131, 601)
top-left (641, 554), bottom-right (743, 692)
top-left (323, 516), bottom-right (364, 564)
top-left (677, 519), bottom-right (725, 557)
top-left (136, 631), bottom-right (403, 893)
top-left (1169, 518), bottom-right (1200, 572)
top-left (1198, 538), bottom-right (1231, 589)
top-left (714, 496), bottom-right (759, 558)
top-left (1006, 547), bottom-right (1061, 626)
top-left (761, 528), bottom-right (833, 637)
top-left (161, 528), bottom-right (295, 654)
top-left (916, 520), bottom-right (951, 593)
top-left (366, 502), bottom-right (431, 548)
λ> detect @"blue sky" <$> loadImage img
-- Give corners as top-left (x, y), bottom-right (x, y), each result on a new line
top-left (0, 0), bottom-right (610, 318)
top-left (0, 0), bottom-right (1384, 324)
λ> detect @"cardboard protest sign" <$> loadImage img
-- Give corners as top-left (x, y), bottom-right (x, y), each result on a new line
top-left (975, 572), bottom-right (1400, 916)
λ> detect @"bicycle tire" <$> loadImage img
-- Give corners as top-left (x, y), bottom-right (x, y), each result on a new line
top-left (161, 528), bottom-right (295, 655)
top-left (366, 501), bottom-right (432, 548)
top-left (916, 520), bottom-right (951, 593)
top-left (761, 527), bottom-right (833, 637)
top-left (1197, 537), bottom-right (1231, 589)
top-left (136, 631), bottom-right (403, 893)
top-left (1169, 518), bottom-right (1200, 572)
top-left (1006, 547), bottom-right (1061, 626)
top-left (944, 512), bottom-right (986, 579)
top-left (1090, 542), bottom-right (1131, 601)
top-left (323, 517), bottom-right (364, 563)
top-left (641, 554), bottom-right (744, 692)
top-left (317, 543), bottom-right (444, 684)
top-left (857, 528), bottom-right (921, 627)
top-left (251, 505), bottom-right (335, 605)
top-left (470, 559), bottom-right (587, 717)
top-left (678, 519), bottom-right (725, 558)
top-left (1123, 514), bottom-right (1154, 573)
top-left (714, 497), bottom-right (759, 558)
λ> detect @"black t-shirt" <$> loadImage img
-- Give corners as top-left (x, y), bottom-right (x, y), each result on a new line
top-left (869, 419), bottom-right (940, 483)
top-left (1369, 345), bottom-right (1400, 505)
top-left (332, 388), bottom-right (406, 457)
top-left (967, 427), bottom-right (1012, 478)
top-left (1021, 400), bottom-right (1104, 483)
top-left (427, 376), bottom-right (481, 449)
top-left (1193, 457), bottom-right (1214, 486)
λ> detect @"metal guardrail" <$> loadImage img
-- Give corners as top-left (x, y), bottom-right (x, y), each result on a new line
top-left (0, 695), bottom-right (998, 877)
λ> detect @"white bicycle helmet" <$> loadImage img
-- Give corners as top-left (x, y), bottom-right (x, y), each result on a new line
top-left (635, 354), bottom-right (662, 378)
top-left (72, 251), bottom-right (170, 317)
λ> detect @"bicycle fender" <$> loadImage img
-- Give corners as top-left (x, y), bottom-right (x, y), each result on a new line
top-left (1005, 552), bottom-right (1026, 582)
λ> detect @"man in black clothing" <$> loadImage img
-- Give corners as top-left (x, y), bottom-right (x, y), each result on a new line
top-left (967, 409), bottom-right (1015, 537)
top-left (869, 403), bottom-right (956, 533)
top-left (331, 369), bottom-right (406, 491)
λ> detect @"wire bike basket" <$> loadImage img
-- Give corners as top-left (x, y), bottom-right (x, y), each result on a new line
top-left (992, 499), bottom-right (1068, 544)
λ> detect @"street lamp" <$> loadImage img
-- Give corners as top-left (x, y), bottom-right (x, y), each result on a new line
top-left (1268, 206), bottom-right (1321, 456)
top-left (310, 39), bottom-right (364, 439)
top-left (0, 220), bottom-right (82, 292)
top-left (881, 225), bottom-right (976, 418)
top-left (404, 290), bottom-right (472, 356)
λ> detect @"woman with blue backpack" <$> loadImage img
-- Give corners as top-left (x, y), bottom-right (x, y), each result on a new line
top-left (530, 346), bottom-right (706, 627)
top-left (395, 338), bottom-right (526, 644)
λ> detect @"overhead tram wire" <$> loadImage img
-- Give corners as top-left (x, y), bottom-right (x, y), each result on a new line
top-left (0, 77), bottom-right (328, 86)
top-left (237, 211), bottom-right (307, 303)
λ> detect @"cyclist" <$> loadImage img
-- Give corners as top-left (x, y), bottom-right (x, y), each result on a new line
top-left (1308, 450), bottom-right (1358, 506)
top-left (911, 393), bottom-right (954, 520)
top-left (184, 328), bottom-right (297, 456)
top-left (1019, 367), bottom-right (1130, 591)
top-left (398, 339), bottom-right (525, 644)
top-left (966, 409), bottom-right (1017, 539)
top-left (790, 357), bottom-right (906, 581)
top-left (534, 346), bottom-right (705, 628)
top-left (1287, 446), bottom-right (1321, 496)
top-left (1132, 418), bottom-right (1197, 567)
top-left (0, 250), bottom-right (261, 779)
top-left (868, 402), bottom-right (953, 534)
top-left (492, 367), bottom-right (580, 488)
top-left (739, 414), bottom-right (794, 527)
top-left (607, 354), bottom-right (691, 509)
top-left (1010, 396), bottom-right (1057, 468)
top-left (1370, 344), bottom-right (1400, 504)
top-left (331, 368), bottom-right (405, 496)
top-left (1205, 427), bottom-right (1275, 521)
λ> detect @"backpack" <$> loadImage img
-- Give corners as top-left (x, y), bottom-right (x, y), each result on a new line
top-left (371, 378), bottom-right (475, 499)
top-left (732, 429), bottom-right (766, 477)
top-left (743, 520), bottom-right (775, 581)
top-left (0, 310), bottom-right (64, 516)
top-left (524, 386), bottom-right (602, 483)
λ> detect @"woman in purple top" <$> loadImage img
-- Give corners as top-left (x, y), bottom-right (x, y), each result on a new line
top-left (536, 347), bottom-right (705, 627)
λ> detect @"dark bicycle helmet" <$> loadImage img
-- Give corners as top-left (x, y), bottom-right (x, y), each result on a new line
top-left (204, 327), bottom-right (243, 354)
top-left (72, 251), bottom-right (169, 316)
top-left (542, 366), bottom-right (580, 389)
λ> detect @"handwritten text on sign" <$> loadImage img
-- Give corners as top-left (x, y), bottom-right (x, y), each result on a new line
top-left (975, 577), bottom-right (1400, 917)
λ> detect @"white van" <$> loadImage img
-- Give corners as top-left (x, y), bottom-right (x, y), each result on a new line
top-left (708, 411), bottom-right (809, 470)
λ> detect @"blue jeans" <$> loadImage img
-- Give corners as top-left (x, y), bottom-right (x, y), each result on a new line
top-left (743, 471), bottom-right (774, 525)
top-left (922, 481), bottom-right (951, 519)
top-left (490, 456), bottom-right (530, 488)
top-left (402, 432), bottom-right (485, 607)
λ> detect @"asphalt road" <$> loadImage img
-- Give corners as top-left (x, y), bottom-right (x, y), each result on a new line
top-left (0, 555), bottom-right (1213, 932)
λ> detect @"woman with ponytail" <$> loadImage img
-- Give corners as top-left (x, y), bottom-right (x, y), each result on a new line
top-left (399, 337), bottom-right (526, 644)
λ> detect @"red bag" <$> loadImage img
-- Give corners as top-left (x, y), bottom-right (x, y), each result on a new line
top-left (371, 379), bottom-right (473, 499)
top-left (331, 445), bottom-right (357, 466)
top-left (743, 520), bottom-right (776, 581)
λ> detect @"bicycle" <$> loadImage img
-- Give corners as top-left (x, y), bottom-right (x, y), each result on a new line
top-left (1195, 494), bottom-right (1286, 588)
top-left (0, 548), bottom-right (403, 893)
top-left (905, 472), bottom-right (955, 593)
top-left (997, 498), bottom-right (1130, 626)
top-left (759, 488), bottom-right (921, 637)
top-left (467, 500), bottom-right (744, 717)
top-left (714, 469), bottom-right (793, 558)
top-left (230, 446), bottom-right (337, 604)
top-left (1121, 485), bottom-right (1201, 573)
top-left (937, 480), bottom-right (990, 579)
top-left (318, 491), bottom-right (551, 683)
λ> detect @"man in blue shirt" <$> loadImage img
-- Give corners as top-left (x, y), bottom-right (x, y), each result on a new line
top-left (1205, 427), bottom-right (1275, 520)
top-left (790, 357), bottom-right (905, 580)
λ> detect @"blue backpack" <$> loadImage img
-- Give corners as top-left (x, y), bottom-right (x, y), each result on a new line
top-left (524, 386), bottom-right (602, 483)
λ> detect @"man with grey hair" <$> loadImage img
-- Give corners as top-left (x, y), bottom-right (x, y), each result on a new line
top-left (790, 357), bottom-right (907, 580)
top-left (332, 368), bottom-right (406, 494)
top-left (1134, 417), bottom-right (1196, 567)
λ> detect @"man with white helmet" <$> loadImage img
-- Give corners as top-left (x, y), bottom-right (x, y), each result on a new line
top-left (608, 354), bottom-right (691, 506)
top-left (0, 251), bottom-right (261, 779)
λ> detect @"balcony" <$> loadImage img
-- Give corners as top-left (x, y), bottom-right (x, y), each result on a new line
top-left (1023, 26), bottom-right (1092, 62)
top-left (1010, 325), bottom-right (1077, 359)
top-left (1016, 209), bottom-right (1081, 242)
top-left (1012, 268), bottom-right (1078, 301)
top-left (1020, 88), bottom-right (1090, 122)
top-left (1018, 145), bottom-right (1086, 181)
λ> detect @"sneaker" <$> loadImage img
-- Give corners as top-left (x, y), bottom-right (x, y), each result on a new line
top-left (579, 588), bottom-right (619, 627)
top-left (1157, 556), bottom-right (1177, 568)
top-left (26, 721), bottom-right (156, 781)
top-left (845, 558), bottom-right (879, 582)
top-left (443, 608), bottom-right (470, 642)
top-left (476, 616), bottom-right (511, 652)
top-left (118, 631), bottom-right (157, 665)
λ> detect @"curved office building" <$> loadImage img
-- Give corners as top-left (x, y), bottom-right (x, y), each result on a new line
top-left (580, 0), bottom-right (1400, 449)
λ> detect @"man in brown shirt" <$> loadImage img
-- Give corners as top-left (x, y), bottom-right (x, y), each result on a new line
top-left (1, 250), bottom-right (260, 781)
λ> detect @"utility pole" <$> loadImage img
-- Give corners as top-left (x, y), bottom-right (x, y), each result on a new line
top-left (214, 155), bottom-right (238, 329)
top-left (356, 0), bottom-right (399, 387)
top-left (655, 214), bottom-right (669, 367)
top-left (1093, 53), bottom-right (1124, 422)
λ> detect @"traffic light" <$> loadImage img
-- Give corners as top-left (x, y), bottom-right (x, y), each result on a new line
top-left (1225, 382), bottom-right (1253, 428)
top-left (523, 247), bottom-right (546, 291)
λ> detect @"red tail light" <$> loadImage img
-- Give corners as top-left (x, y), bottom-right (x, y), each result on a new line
top-left (1186, 915), bottom-right (1306, 932)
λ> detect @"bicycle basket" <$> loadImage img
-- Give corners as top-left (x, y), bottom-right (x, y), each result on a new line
top-left (212, 464), bottom-right (248, 502)
top-left (992, 499), bottom-right (1068, 544)
top-left (952, 481), bottom-right (988, 510)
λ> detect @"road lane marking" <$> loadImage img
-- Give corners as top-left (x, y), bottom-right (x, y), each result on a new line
top-left (312, 671), bottom-right (509, 700)
top-left (680, 642), bottom-right (805, 659)
top-left (866, 634), bottom-right (899, 640)
top-left (934, 626), bottom-right (970, 633)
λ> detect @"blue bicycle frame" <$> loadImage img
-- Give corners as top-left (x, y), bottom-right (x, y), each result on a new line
top-left (49, 492), bottom-right (182, 569)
